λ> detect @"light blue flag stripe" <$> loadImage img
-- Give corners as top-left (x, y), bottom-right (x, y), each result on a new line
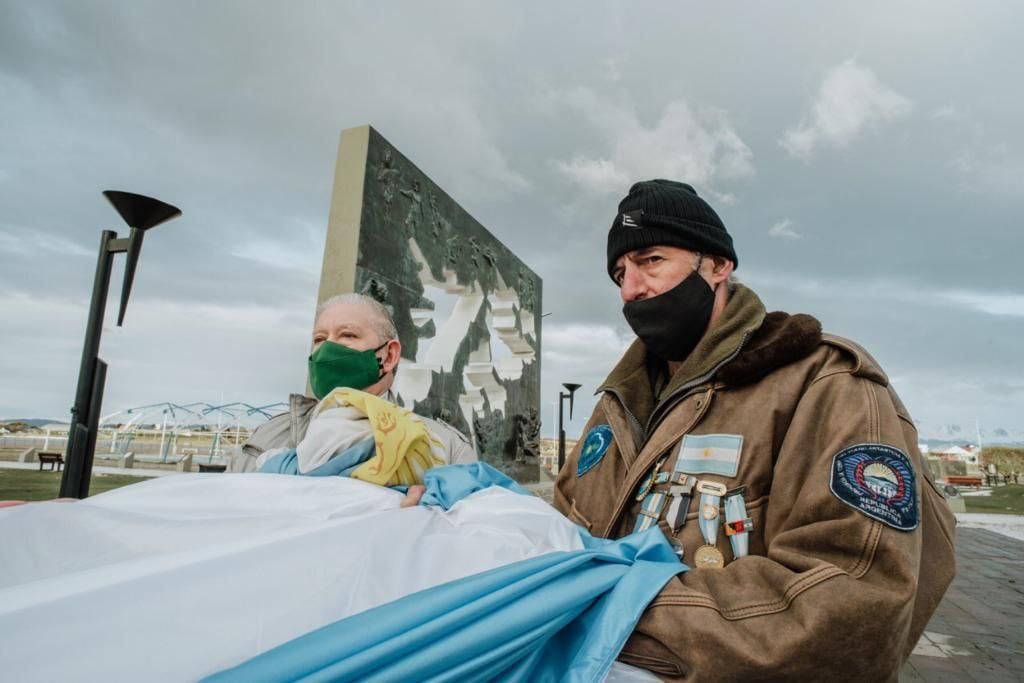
top-left (680, 434), bottom-right (743, 451)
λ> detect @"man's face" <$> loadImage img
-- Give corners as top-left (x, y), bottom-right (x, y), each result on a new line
top-left (312, 302), bottom-right (383, 353)
top-left (612, 245), bottom-right (701, 303)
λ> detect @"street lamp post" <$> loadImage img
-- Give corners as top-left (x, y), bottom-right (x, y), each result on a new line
top-left (557, 382), bottom-right (582, 473)
top-left (59, 191), bottom-right (181, 499)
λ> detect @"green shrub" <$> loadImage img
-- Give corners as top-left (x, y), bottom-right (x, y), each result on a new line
top-left (982, 447), bottom-right (1024, 474)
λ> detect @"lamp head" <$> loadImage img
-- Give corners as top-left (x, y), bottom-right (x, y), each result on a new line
top-left (102, 191), bottom-right (181, 326)
top-left (562, 382), bottom-right (582, 420)
top-left (103, 191), bottom-right (181, 231)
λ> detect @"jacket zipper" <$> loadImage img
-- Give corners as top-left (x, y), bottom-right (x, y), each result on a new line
top-left (599, 329), bottom-right (753, 536)
top-left (644, 329), bottom-right (753, 437)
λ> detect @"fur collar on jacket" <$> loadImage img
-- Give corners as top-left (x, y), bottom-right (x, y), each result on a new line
top-left (715, 310), bottom-right (822, 387)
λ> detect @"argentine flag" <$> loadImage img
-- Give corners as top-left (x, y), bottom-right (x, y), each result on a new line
top-left (676, 433), bottom-right (744, 477)
top-left (0, 464), bottom-right (683, 682)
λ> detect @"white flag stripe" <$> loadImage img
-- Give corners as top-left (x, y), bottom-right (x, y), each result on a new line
top-left (680, 445), bottom-right (739, 463)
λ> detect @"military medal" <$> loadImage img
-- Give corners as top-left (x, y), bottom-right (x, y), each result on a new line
top-left (633, 491), bottom-right (669, 534)
top-left (724, 487), bottom-right (753, 559)
top-left (634, 457), bottom-right (667, 502)
top-left (633, 458), bottom-right (673, 534)
top-left (695, 480), bottom-right (727, 569)
top-left (665, 473), bottom-right (696, 533)
top-left (635, 469), bottom-right (656, 502)
top-left (694, 544), bottom-right (725, 569)
top-left (665, 447), bottom-right (699, 534)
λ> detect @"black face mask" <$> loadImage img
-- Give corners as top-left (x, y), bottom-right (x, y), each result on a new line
top-left (623, 270), bottom-right (715, 361)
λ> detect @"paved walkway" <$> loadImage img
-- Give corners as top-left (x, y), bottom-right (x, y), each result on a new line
top-left (902, 527), bottom-right (1024, 682)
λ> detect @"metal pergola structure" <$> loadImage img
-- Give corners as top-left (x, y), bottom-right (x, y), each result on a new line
top-left (97, 401), bottom-right (288, 463)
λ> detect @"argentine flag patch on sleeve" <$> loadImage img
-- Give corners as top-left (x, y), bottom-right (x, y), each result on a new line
top-left (675, 433), bottom-right (744, 477)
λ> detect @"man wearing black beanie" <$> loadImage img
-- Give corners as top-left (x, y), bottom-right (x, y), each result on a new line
top-left (554, 180), bottom-right (955, 680)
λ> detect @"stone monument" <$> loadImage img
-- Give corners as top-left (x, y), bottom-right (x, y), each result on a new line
top-left (316, 126), bottom-right (542, 482)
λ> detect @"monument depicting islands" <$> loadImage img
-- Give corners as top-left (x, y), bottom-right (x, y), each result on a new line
top-left (318, 125), bottom-right (543, 482)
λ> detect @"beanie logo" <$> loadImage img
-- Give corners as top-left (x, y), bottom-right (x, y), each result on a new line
top-left (621, 210), bottom-right (643, 229)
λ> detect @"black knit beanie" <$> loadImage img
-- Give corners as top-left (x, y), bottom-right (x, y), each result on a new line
top-left (606, 180), bottom-right (738, 281)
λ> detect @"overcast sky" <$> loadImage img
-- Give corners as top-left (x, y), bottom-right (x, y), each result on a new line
top-left (1, 1), bottom-right (1021, 441)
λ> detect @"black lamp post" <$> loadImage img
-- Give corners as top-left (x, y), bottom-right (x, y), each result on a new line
top-left (557, 382), bottom-right (582, 472)
top-left (59, 191), bottom-right (181, 499)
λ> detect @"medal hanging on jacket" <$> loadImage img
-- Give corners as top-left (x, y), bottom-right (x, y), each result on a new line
top-left (633, 458), bottom-right (670, 534)
top-left (634, 491), bottom-right (669, 533)
top-left (665, 472), bottom-right (697, 533)
top-left (723, 487), bottom-right (753, 559)
top-left (694, 480), bottom-right (727, 569)
top-left (724, 485), bottom-right (757, 561)
top-left (634, 457), bottom-right (666, 502)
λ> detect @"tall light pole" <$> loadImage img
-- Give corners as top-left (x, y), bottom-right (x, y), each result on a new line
top-left (60, 191), bottom-right (181, 498)
top-left (557, 382), bottom-right (582, 472)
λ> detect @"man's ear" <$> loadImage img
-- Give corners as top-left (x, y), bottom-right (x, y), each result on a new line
top-left (708, 256), bottom-right (734, 285)
top-left (382, 339), bottom-right (402, 374)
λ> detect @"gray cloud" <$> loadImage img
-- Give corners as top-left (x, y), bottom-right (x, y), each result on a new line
top-left (1, 1), bottom-right (1022, 438)
top-left (767, 219), bottom-right (802, 240)
top-left (781, 60), bottom-right (914, 161)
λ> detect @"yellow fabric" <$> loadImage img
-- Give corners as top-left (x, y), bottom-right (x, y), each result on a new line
top-left (315, 388), bottom-right (445, 486)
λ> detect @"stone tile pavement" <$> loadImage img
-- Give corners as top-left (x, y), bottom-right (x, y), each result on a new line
top-left (901, 527), bottom-right (1024, 682)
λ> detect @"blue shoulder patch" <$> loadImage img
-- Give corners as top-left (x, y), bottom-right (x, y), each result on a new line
top-left (577, 425), bottom-right (614, 477)
top-left (830, 443), bottom-right (919, 531)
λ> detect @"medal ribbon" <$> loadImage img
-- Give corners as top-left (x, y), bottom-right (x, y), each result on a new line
top-left (696, 480), bottom-right (726, 548)
top-left (632, 458), bottom-right (673, 533)
top-left (633, 491), bottom-right (668, 533)
top-left (723, 487), bottom-right (753, 558)
top-left (634, 457), bottom-right (667, 501)
top-left (665, 473), bottom-right (696, 533)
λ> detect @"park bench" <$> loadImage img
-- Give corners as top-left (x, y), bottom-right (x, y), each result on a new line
top-left (197, 463), bottom-right (227, 473)
top-left (37, 451), bottom-right (64, 472)
top-left (946, 475), bottom-right (983, 488)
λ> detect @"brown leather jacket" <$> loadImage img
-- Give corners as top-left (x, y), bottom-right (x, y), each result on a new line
top-left (554, 285), bottom-right (955, 681)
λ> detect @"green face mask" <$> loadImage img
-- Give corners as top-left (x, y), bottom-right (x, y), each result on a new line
top-left (308, 340), bottom-right (387, 399)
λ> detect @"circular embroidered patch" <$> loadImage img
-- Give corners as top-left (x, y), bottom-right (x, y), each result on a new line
top-left (577, 424), bottom-right (613, 477)
top-left (829, 443), bottom-right (919, 531)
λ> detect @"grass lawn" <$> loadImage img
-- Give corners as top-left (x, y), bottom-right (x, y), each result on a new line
top-left (964, 484), bottom-right (1024, 515)
top-left (0, 469), bottom-right (151, 501)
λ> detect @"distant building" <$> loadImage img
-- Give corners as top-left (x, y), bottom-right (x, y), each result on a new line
top-left (934, 445), bottom-right (979, 465)
top-left (539, 438), bottom-right (577, 477)
top-left (40, 423), bottom-right (71, 436)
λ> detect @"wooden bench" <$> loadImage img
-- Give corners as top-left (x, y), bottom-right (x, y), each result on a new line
top-left (946, 475), bottom-right (983, 487)
top-left (37, 451), bottom-right (64, 472)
